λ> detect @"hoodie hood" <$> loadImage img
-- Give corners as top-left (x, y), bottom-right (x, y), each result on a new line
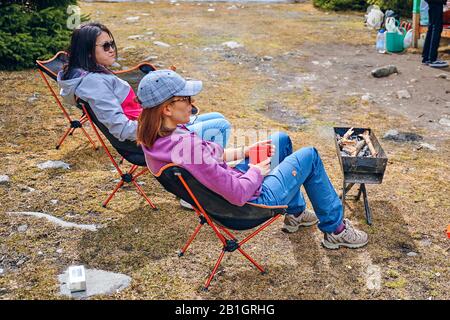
top-left (57, 68), bottom-right (88, 105)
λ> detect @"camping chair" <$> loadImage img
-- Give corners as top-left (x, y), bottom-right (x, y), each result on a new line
top-left (74, 61), bottom-right (162, 209)
top-left (36, 51), bottom-right (98, 150)
top-left (154, 164), bottom-right (288, 290)
top-left (78, 97), bottom-right (157, 209)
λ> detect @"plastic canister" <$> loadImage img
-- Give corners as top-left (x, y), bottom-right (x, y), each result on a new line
top-left (376, 29), bottom-right (386, 53)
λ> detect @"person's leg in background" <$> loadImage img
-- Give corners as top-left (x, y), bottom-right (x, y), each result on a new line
top-left (251, 146), bottom-right (368, 249)
top-left (422, 2), bottom-right (434, 63)
top-left (427, 2), bottom-right (447, 67)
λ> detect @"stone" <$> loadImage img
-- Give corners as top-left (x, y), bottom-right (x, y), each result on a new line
top-left (17, 224), bottom-right (28, 233)
top-left (438, 118), bottom-right (450, 127)
top-left (436, 73), bottom-right (448, 79)
top-left (410, 78), bottom-right (418, 83)
top-left (397, 89), bottom-right (411, 99)
top-left (37, 160), bottom-right (70, 170)
top-left (361, 93), bottom-right (374, 102)
top-left (222, 41), bottom-right (243, 49)
top-left (28, 94), bottom-right (39, 103)
top-left (7, 212), bottom-right (97, 231)
top-left (0, 175), bottom-right (9, 184)
top-left (125, 16), bottom-right (140, 23)
top-left (16, 258), bottom-right (26, 266)
top-left (227, 5), bottom-right (238, 10)
top-left (262, 56), bottom-right (273, 61)
top-left (56, 249), bottom-right (63, 254)
top-left (128, 35), bottom-right (143, 40)
top-left (0, 268), bottom-right (4, 276)
top-left (58, 268), bottom-right (131, 298)
top-left (50, 199), bottom-right (58, 205)
top-left (122, 46), bottom-right (136, 51)
top-left (371, 65), bottom-right (398, 78)
top-left (37, 251), bottom-right (43, 255)
top-left (145, 31), bottom-right (154, 36)
top-left (153, 41), bottom-right (171, 48)
top-left (383, 129), bottom-right (423, 142)
top-left (18, 184), bottom-right (35, 193)
top-left (207, 8), bottom-right (215, 12)
top-left (143, 55), bottom-right (158, 61)
top-left (407, 251), bottom-right (418, 257)
top-left (418, 143), bottom-right (437, 151)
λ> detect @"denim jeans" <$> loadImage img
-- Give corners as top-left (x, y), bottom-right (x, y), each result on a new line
top-left (185, 112), bottom-right (231, 148)
top-left (236, 132), bottom-right (343, 234)
top-left (422, 2), bottom-right (444, 62)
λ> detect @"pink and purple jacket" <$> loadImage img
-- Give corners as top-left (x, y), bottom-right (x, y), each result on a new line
top-left (143, 126), bottom-right (263, 206)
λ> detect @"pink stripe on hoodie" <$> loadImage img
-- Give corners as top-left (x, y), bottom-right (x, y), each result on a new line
top-left (121, 87), bottom-right (142, 120)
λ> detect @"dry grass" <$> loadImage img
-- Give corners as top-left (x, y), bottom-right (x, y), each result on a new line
top-left (0, 1), bottom-right (448, 300)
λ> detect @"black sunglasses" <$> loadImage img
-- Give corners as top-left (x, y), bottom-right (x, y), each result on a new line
top-left (96, 40), bottom-right (115, 52)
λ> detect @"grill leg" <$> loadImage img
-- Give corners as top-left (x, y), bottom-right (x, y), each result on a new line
top-left (360, 183), bottom-right (372, 225)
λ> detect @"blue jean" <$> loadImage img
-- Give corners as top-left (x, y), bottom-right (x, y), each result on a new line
top-left (422, 2), bottom-right (444, 63)
top-left (185, 112), bottom-right (231, 148)
top-left (237, 132), bottom-right (343, 233)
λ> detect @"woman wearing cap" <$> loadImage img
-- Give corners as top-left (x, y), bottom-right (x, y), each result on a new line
top-left (57, 22), bottom-right (231, 147)
top-left (136, 70), bottom-right (369, 250)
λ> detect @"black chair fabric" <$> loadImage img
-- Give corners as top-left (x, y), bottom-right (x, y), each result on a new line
top-left (156, 166), bottom-right (285, 230)
top-left (79, 100), bottom-right (146, 166)
top-left (36, 52), bottom-right (68, 80)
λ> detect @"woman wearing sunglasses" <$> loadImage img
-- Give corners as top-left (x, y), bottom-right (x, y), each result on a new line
top-left (136, 70), bottom-right (369, 250)
top-left (57, 22), bottom-right (231, 148)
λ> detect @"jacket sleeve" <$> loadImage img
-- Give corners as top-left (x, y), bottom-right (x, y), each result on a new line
top-left (174, 134), bottom-right (263, 206)
top-left (76, 75), bottom-right (137, 142)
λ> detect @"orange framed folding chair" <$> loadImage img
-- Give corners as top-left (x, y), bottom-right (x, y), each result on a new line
top-left (78, 97), bottom-right (157, 209)
top-left (36, 51), bottom-right (98, 150)
top-left (75, 62), bottom-right (159, 209)
top-left (154, 164), bottom-right (287, 291)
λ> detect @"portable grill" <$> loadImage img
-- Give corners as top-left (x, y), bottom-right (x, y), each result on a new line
top-left (334, 127), bottom-right (388, 225)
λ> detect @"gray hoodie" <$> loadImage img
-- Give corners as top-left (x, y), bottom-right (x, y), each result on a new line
top-left (57, 70), bottom-right (139, 142)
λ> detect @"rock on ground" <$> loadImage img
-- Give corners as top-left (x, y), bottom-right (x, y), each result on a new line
top-left (58, 268), bottom-right (131, 298)
top-left (37, 161), bottom-right (70, 170)
top-left (0, 175), bottom-right (9, 184)
top-left (383, 129), bottom-right (423, 142)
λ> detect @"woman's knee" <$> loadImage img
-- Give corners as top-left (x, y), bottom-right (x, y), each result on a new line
top-left (295, 146), bottom-right (318, 163)
top-left (270, 131), bottom-right (291, 146)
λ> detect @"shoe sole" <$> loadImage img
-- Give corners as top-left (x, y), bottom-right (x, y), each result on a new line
top-left (429, 64), bottom-right (448, 68)
top-left (321, 239), bottom-right (368, 250)
top-left (281, 219), bottom-right (319, 233)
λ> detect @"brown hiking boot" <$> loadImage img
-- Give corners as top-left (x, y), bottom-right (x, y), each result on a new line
top-left (281, 209), bottom-right (318, 233)
top-left (322, 219), bottom-right (368, 249)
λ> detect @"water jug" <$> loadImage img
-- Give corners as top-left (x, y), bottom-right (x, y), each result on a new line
top-left (376, 29), bottom-right (386, 53)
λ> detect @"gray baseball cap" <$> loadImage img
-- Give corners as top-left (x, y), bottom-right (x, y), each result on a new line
top-left (137, 69), bottom-right (203, 109)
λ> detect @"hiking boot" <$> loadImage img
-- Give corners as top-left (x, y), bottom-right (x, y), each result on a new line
top-left (281, 209), bottom-right (318, 233)
top-left (322, 218), bottom-right (368, 249)
top-left (428, 60), bottom-right (448, 68)
top-left (180, 199), bottom-right (194, 210)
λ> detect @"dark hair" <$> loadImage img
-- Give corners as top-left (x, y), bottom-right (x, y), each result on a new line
top-left (62, 22), bottom-right (118, 80)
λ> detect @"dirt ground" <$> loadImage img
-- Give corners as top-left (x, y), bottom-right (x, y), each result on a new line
top-left (0, 1), bottom-right (449, 300)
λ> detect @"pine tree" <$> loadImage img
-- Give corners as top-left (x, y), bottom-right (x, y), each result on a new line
top-left (0, 0), bottom-right (84, 70)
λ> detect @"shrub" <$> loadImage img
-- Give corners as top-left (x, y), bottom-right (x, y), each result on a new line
top-left (313, 0), bottom-right (414, 18)
top-left (0, 0), bottom-right (86, 70)
top-left (312, 0), bottom-right (368, 11)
